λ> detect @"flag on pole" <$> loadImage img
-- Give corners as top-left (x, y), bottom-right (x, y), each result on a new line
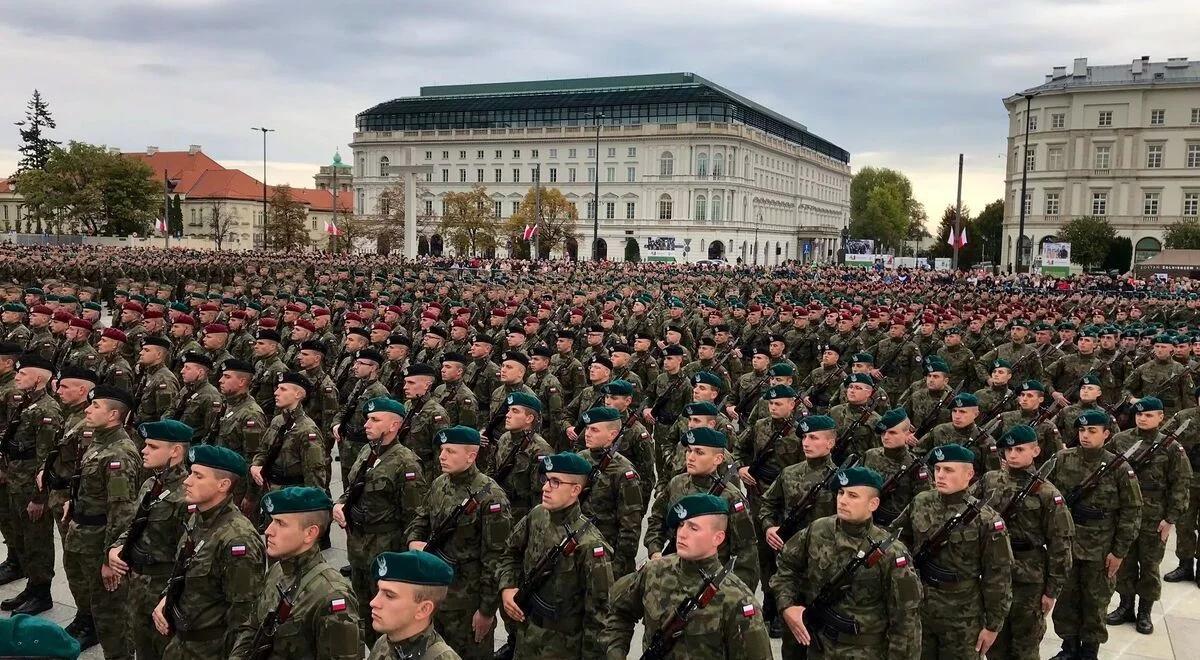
top-left (325, 219), bottom-right (342, 236)
top-left (522, 224), bottom-right (538, 241)
top-left (946, 227), bottom-right (956, 247)
top-left (956, 227), bottom-right (968, 248)
top-left (155, 217), bottom-right (167, 233)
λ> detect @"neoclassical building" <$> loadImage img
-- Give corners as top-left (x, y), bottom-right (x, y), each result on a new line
top-left (1002, 56), bottom-right (1200, 271)
top-left (349, 73), bottom-right (851, 263)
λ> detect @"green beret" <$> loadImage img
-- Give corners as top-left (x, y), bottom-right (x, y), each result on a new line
top-left (262, 486), bottom-right (333, 515)
top-left (539, 452), bottom-right (592, 476)
top-left (1175, 335), bottom-right (1191, 346)
top-left (990, 358), bottom-right (1013, 371)
top-left (1074, 409), bottom-right (1111, 428)
top-left (373, 551), bottom-right (454, 586)
top-left (599, 380), bottom-right (635, 397)
top-left (845, 373), bottom-right (875, 388)
top-left (924, 357), bottom-right (950, 374)
top-left (928, 443), bottom-right (976, 464)
top-left (1154, 333), bottom-right (1175, 345)
top-left (1010, 318), bottom-right (1029, 328)
top-left (0, 613), bottom-right (80, 659)
top-left (1018, 380), bottom-right (1046, 394)
top-left (436, 425), bottom-right (481, 446)
top-left (1133, 396), bottom-right (1164, 413)
top-left (363, 396), bottom-right (407, 417)
top-left (850, 352), bottom-right (875, 364)
top-left (1079, 373), bottom-right (1102, 387)
top-left (692, 371), bottom-right (724, 390)
top-left (684, 401), bottom-right (719, 417)
top-left (874, 408), bottom-right (908, 433)
top-left (768, 363), bottom-right (796, 377)
top-left (1077, 326), bottom-right (1099, 339)
top-left (664, 493), bottom-right (729, 529)
top-left (1, 302), bottom-right (27, 314)
top-left (682, 427), bottom-right (727, 449)
top-left (798, 415), bottom-right (836, 433)
top-left (835, 466), bottom-right (884, 491)
top-left (951, 392), bottom-right (979, 408)
top-left (764, 385), bottom-right (796, 400)
top-left (137, 419), bottom-right (194, 444)
top-left (997, 425), bottom-right (1037, 449)
top-left (580, 406), bottom-right (620, 425)
top-left (187, 444), bottom-right (247, 477)
top-left (505, 391), bottom-right (543, 413)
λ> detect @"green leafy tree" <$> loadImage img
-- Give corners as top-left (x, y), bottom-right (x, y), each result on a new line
top-left (1104, 236), bottom-right (1133, 273)
top-left (15, 90), bottom-right (59, 173)
top-left (930, 205), bottom-right (978, 266)
top-left (505, 187), bottom-right (579, 259)
top-left (624, 237), bottom-right (641, 262)
top-left (849, 166), bottom-right (918, 252)
top-left (266, 185), bottom-right (310, 251)
top-left (1058, 215), bottom-right (1116, 270)
top-left (973, 199), bottom-right (1005, 264)
top-left (1164, 218), bottom-right (1200, 249)
top-left (15, 141), bottom-right (159, 235)
top-left (440, 185), bottom-right (500, 256)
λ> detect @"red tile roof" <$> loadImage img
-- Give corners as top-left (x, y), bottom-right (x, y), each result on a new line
top-left (125, 150), bottom-right (225, 184)
top-left (0, 178), bottom-right (14, 194)
top-left (185, 169), bottom-right (352, 212)
top-left (291, 187), bottom-right (354, 212)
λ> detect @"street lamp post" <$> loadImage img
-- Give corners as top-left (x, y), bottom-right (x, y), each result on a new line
top-left (589, 113), bottom-right (604, 261)
top-left (1015, 93), bottom-right (1036, 272)
top-left (753, 213), bottom-right (762, 266)
top-left (251, 126), bottom-right (275, 249)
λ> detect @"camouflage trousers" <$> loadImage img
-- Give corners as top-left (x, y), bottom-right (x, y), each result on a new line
top-left (1116, 529), bottom-right (1167, 601)
top-left (127, 568), bottom-right (172, 660)
top-left (748, 495), bottom-right (779, 623)
top-left (63, 544), bottom-right (130, 659)
top-left (987, 582), bottom-right (1047, 660)
top-left (435, 607), bottom-right (494, 660)
top-left (1174, 488), bottom-right (1200, 561)
top-left (348, 529), bottom-right (404, 647)
top-left (2, 478), bottom-right (54, 585)
top-left (164, 634), bottom-right (225, 660)
top-left (920, 609), bottom-right (984, 660)
top-left (1052, 558), bottom-right (1116, 644)
top-left (48, 489), bottom-right (70, 542)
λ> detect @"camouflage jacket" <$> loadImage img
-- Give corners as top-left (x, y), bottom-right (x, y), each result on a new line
top-left (1164, 407), bottom-right (1200, 488)
top-left (366, 627), bottom-right (459, 660)
top-left (60, 339), bottom-right (100, 372)
top-left (252, 408), bottom-right (327, 490)
top-left (577, 447), bottom-right (644, 568)
top-left (217, 393), bottom-right (268, 462)
top-left (760, 455), bottom-right (838, 535)
top-left (488, 430), bottom-right (553, 523)
top-left (732, 417), bottom-right (804, 492)
top-left (997, 408), bottom-right (1064, 466)
top-left (111, 464), bottom-right (190, 572)
top-left (165, 380), bottom-right (224, 445)
top-left (398, 395), bottom-right (451, 466)
top-left (975, 341), bottom-right (1043, 385)
top-left (134, 364), bottom-right (179, 425)
top-left (302, 367), bottom-right (340, 435)
top-left (431, 379), bottom-right (478, 430)
top-left (1112, 426), bottom-right (1192, 529)
top-left (917, 421), bottom-right (1000, 474)
top-left (1049, 446), bottom-right (1142, 561)
top-left (827, 401), bottom-right (882, 458)
top-left (63, 424), bottom-right (140, 551)
top-left (972, 466), bottom-right (1074, 595)
top-left (96, 353), bottom-right (135, 393)
top-left (864, 445), bottom-right (930, 525)
top-left (1122, 357), bottom-right (1194, 415)
top-left (42, 402), bottom-right (87, 495)
top-left (338, 439), bottom-right (426, 539)
top-left (2, 388), bottom-right (63, 486)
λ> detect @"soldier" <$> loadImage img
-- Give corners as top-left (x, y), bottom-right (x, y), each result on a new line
top-left (38, 365), bottom-right (97, 545)
top-left (199, 323), bottom-right (233, 377)
top-left (497, 452), bottom-right (615, 659)
top-left (414, 326), bottom-right (448, 366)
top-left (133, 336), bottom-right (179, 427)
top-left (997, 380), bottom-right (1064, 466)
top-left (895, 443), bottom-right (1013, 659)
top-left (366, 551), bottom-right (460, 660)
top-left (575, 406), bottom-right (644, 577)
top-left (602, 493), bottom-right (771, 659)
top-left (600, 379), bottom-right (657, 503)
top-left (936, 326), bottom-right (976, 390)
top-left (772, 466), bottom-right (922, 659)
top-left (1048, 409), bottom-right (1142, 660)
top-left (526, 345), bottom-right (566, 451)
top-left (1057, 374), bottom-right (1119, 443)
top-left (463, 335), bottom-right (501, 408)
top-left (1164, 386), bottom-right (1200, 585)
top-left (917, 391), bottom-right (997, 474)
top-left (974, 358), bottom-right (1017, 420)
top-left (641, 344), bottom-right (690, 479)
top-left (251, 372), bottom-right (327, 499)
top-left (107, 420), bottom-right (193, 660)
top-left (1122, 334), bottom-right (1194, 417)
top-left (332, 348), bottom-right (390, 487)
top-left (607, 343), bottom-right (645, 403)
top-left (333, 396), bottom-right (428, 643)
top-left (799, 343), bottom-right (846, 413)
top-left (864, 408), bottom-right (929, 526)
top-left (296, 339), bottom-right (340, 435)
top-left (0, 353), bottom-right (63, 615)
top-left (405, 425), bottom-right (511, 660)
top-left (827, 372), bottom-right (882, 459)
top-left (629, 332), bottom-right (659, 389)
top-left (646, 427), bottom-right (758, 590)
top-left (972, 425), bottom-right (1074, 660)
top-left (58, 318), bottom-right (99, 373)
top-left (561, 355), bottom-right (613, 448)
top-left (151, 445), bottom-right (265, 657)
top-left (550, 331), bottom-right (586, 404)
top-left (381, 335), bottom-right (413, 397)
top-left (26, 304), bottom-right (58, 360)
top-left (95, 327), bottom-right (135, 393)
top-left (1045, 327), bottom-right (1107, 406)
top-left (169, 315), bottom-right (203, 368)
top-left (899, 356), bottom-right (955, 436)
top-left (487, 392), bottom-right (553, 524)
top-left (760, 414), bottom-right (840, 563)
top-left (868, 317), bottom-right (923, 403)
top-left (0, 302), bottom-right (31, 346)
top-left (251, 328), bottom-right (288, 418)
top-left (487, 352), bottom-right (536, 436)
top-left (165, 351), bottom-right (223, 444)
top-left (736, 362), bottom-right (794, 431)
top-left (398, 363), bottom-right (451, 467)
top-left (975, 319), bottom-right (1043, 385)
top-left (230, 486), bottom-right (360, 659)
top-left (1106, 396), bottom-right (1191, 635)
top-left (432, 352), bottom-right (479, 429)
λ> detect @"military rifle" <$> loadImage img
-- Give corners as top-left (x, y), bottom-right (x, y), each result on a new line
top-left (911, 491), bottom-right (997, 586)
top-left (831, 389), bottom-right (883, 462)
top-left (580, 434), bottom-right (623, 502)
top-left (734, 372), bottom-right (771, 419)
top-left (1112, 362), bottom-right (1200, 428)
top-left (490, 430), bottom-right (534, 484)
top-left (910, 381), bottom-right (966, 440)
top-left (117, 470), bottom-right (170, 566)
top-left (743, 419), bottom-right (795, 496)
top-left (997, 456), bottom-right (1058, 522)
top-left (342, 441), bottom-right (382, 533)
top-left (422, 485), bottom-right (490, 567)
top-left (639, 555), bottom-right (738, 660)
top-left (776, 454), bottom-right (861, 542)
top-left (648, 371), bottom-right (688, 426)
top-left (162, 523), bottom-right (199, 635)
top-left (875, 458), bottom-right (928, 525)
top-left (247, 580), bottom-right (301, 660)
top-left (1064, 436), bottom-right (1144, 523)
top-left (796, 364), bottom-right (847, 416)
top-left (259, 411), bottom-right (295, 490)
top-left (1127, 419), bottom-right (1192, 473)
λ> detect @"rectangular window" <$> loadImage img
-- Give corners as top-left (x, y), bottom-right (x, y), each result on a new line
top-left (1098, 110), bottom-right (1112, 127)
top-left (531, 149), bottom-right (539, 158)
top-left (1146, 144), bottom-right (1163, 168)
top-left (1051, 113), bottom-right (1065, 129)
top-left (493, 201), bottom-right (502, 218)
top-left (1192, 108), bottom-right (1200, 124)
top-left (626, 202), bottom-right (635, 219)
top-left (512, 202), bottom-right (520, 215)
top-left (658, 198), bottom-right (673, 220)
top-left (1143, 192), bottom-right (1160, 216)
top-left (1023, 192), bottom-right (1032, 215)
top-left (549, 148), bottom-right (557, 158)
top-left (513, 150), bottom-right (520, 158)
top-left (605, 202), bottom-right (615, 219)
top-left (1047, 147), bottom-right (1064, 170)
top-left (425, 172), bottom-right (432, 182)
top-left (1027, 114), bottom-right (1038, 131)
top-left (1091, 191), bottom-right (1108, 216)
top-left (442, 151), bottom-right (449, 159)
top-left (1188, 144), bottom-right (1200, 168)
top-left (568, 148), bottom-right (577, 158)
top-left (549, 168), bottom-right (557, 183)
top-left (459, 169), bottom-right (467, 182)
top-left (476, 169), bottom-right (484, 182)
top-left (606, 167), bottom-right (614, 182)
top-left (1045, 192), bottom-right (1060, 215)
top-left (1025, 147), bottom-right (1036, 171)
top-left (628, 147), bottom-right (637, 157)
top-left (1094, 145), bottom-right (1111, 169)
top-left (607, 147), bottom-right (616, 158)
top-left (512, 169), bottom-right (520, 183)
top-left (477, 150), bottom-right (484, 159)
top-left (1150, 109), bottom-right (1165, 125)
top-left (441, 169), bottom-right (449, 183)
top-left (425, 151), bottom-right (432, 160)
top-left (494, 168), bottom-right (502, 182)
top-left (587, 148), bottom-right (595, 158)
top-left (587, 167), bottom-right (595, 182)
top-left (569, 168), bottom-right (577, 182)
top-left (1186, 193), bottom-right (1200, 217)
top-left (424, 200), bottom-right (433, 216)
top-left (627, 167), bottom-right (636, 182)
top-left (495, 150), bottom-right (502, 159)
top-left (459, 150), bottom-right (466, 159)
top-left (586, 201), bottom-right (596, 219)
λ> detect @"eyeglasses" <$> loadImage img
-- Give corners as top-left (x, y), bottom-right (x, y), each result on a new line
top-left (543, 477), bottom-right (580, 490)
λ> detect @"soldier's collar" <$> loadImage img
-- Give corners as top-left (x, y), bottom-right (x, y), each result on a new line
top-left (392, 625), bottom-right (439, 657)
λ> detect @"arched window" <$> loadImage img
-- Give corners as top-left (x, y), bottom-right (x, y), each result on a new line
top-left (379, 156), bottom-right (390, 177)
top-left (658, 194), bottom-right (673, 220)
top-left (713, 153), bottom-right (724, 177)
top-left (1135, 237), bottom-right (1162, 264)
top-left (660, 152), bottom-right (674, 176)
top-left (697, 154), bottom-right (708, 177)
top-left (695, 195), bottom-right (707, 221)
top-left (711, 196), bottom-right (723, 222)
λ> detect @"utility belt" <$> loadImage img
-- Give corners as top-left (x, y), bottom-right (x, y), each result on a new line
top-left (266, 466), bottom-right (305, 486)
top-left (71, 510), bottom-right (108, 526)
top-left (1070, 504), bottom-right (1110, 524)
top-left (174, 625), bottom-right (225, 642)
top-left (353, 517), bottom-right (405, 534)
top-left (526, 592), bottom-right (581, 633)
top-left (918, 561), bottom-right (975, 590)
top-left (1009, 538), bottom-right (1041, 553)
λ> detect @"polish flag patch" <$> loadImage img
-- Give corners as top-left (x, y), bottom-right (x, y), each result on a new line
top-left (1127, 468), bottom-right (1137, 479)
top-left (107, 461), bottom-right (122, 470)
top-left (917, 469), bottom-right (929, 481)
top-left (624, 470), bottom-right (637, 480)
top-left (41, 417), bottom-right (53, 424)
top-left (246, 420), bottom-right (257, 428)
top-left (993, 520), bottom-right (1006, 532)
top-left (1053, 495), bottom-right (1064, 507)
top-left (404, 472), bottom-right (417, 481)
top-left (895, 555), bottom-right (909, 568)
top-left (741, 603), bottom-right (757, 618)
top-left (308, 433), bottom-right (319, 441)
top-left (733, 501), bottom-right (746, 513)
top-left (593, 547), bottom-right (606, 558)
top-left (488, 503), bottom-right (502, 514)
top-left (329, 598), bottom-right (347, 613)
top-left (187, 504), bottom-right (198, 514)
top-left (231, 545), bottom-right (247, 556)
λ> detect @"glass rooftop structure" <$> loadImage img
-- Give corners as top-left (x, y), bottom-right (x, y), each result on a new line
top-left (356, 73), bottom-right (849, 163)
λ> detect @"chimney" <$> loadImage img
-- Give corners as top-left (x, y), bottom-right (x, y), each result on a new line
top-left (1045, 74), bottom-right (1053, 83)
top-left (1072, 57), bottom-right (1088, 77)
top-left (1052, 66), bottom-right (1067, 78)
top-left (146, 146), bottom-right (159, 155)
top-left (1132, 58), bottom-right (1143, 74)
top-left (188, 144), bottom-right (201, 155)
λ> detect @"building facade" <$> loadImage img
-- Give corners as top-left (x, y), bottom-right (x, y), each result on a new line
top-left (1002, 56), bottom-right (1200, 271)
top-left (349, 72), bottom-right (851, 263)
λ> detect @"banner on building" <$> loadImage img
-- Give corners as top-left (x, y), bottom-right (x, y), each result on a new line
top-left (644, 236), bottom-right (680, 261)
top-left (1041, 242), bottom-right (1072, 276)
top-left (844, 238), bottom-right (875, 255)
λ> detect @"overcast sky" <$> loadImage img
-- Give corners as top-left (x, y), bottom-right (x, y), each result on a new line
top-left (2, 0), bottom-right (1197, 230)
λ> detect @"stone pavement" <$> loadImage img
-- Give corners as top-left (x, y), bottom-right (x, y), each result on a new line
top-left (6, 458), bottom-right (1199, 658)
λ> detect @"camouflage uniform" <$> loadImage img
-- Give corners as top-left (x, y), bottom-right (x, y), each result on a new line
top-left (253, 408), bottom-right (327, 492)
top-left (165, 379), bottom-right (224, 445)
top-left (577, 447), bottom-right (644, 577)
top-left (997, 409), bottom-right (1065, 467)
top-left (898, 384), bottom-right (952, 435)
top-left (642, 370), bottom-right (691, 477)
top-left (432, 378), bottom-right (479, 429)
top-left (827, 401), bottom-right (881, 458)
top-left (918, 421), bottom-right (1000, 474)
top-left (1164, 408), bottom-right (1200, 570)
top-left (302, 366), bottom-right (340, 437)
top-left (135, 363), bottom-right (180, 427)
top-left (1044, 352), bottom-right (1107, 399)
top-left (497, 502), bottom-right (614, 659)
top-left (868, 335), bottom-right (923, 401)
top-left (366, 626), bottom-right (459, 659)
top-left (0, 388), bottom-right (62, 593)
top-left (41, 401), bottom-right (87, 542)
top-left (526, 369), bottom-right (566, 451)
top-left (96, 352), bottom-right (135, 392)
top-left (974, 384), bottom-right (1016, 419)
top-left (760, 456), bottom-right (838, 541)
top-left (863, 445), bottom-right (930, 526)
top-left (975, 341), bottom-right (1043, 385)
top-left (251, 354), bottom-right (287, 417)
top-left (334, 377), bottom-right (389, 487)
top-left (60, 339), bottom-right (100, 372)
top-left (936, 344), bottom-right (976, 390)
top-left (464, 358), bottom-right (501, 407)
top-left (399, 395), bottom-right (451, 467)
top-left (489, 430), bottom-right (553, 523)
top-left (550, 352), bottom-right (586, 410)
top-left (1123, 358), bottom-right (1194, 416)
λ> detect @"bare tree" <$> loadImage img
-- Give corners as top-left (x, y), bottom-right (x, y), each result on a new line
top-left (338, 178), bottom-right (432, 254)
top-left (207, 200), bottom-right (238, 250)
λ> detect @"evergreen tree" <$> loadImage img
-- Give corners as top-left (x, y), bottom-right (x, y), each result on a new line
top-left (169, 194), bottom-right (184, 236)
top-left (15, 90), bottom-right (59, 173)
